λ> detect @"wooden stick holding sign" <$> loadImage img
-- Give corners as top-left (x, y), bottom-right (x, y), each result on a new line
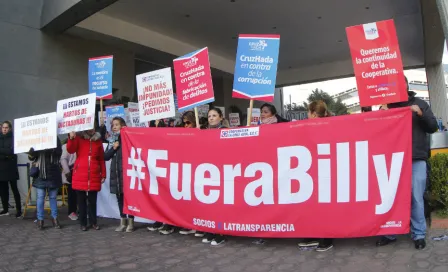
top-left (194, 107), bottom-right (200, 129)
top-left (100, 99), bottom-right (104, 128)
top-left (247, 99), bottom-right (254, 126)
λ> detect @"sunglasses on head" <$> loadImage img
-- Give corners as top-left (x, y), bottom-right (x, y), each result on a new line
top-left (184, 121), bottom-right (191, 125)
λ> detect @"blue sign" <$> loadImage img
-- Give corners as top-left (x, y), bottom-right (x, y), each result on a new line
top-left (105, 104), bottom-right (125, 133)
top-left (89, 55), bottom-right (113, 99)
top-left (232, 35), bottom-right (280, 102)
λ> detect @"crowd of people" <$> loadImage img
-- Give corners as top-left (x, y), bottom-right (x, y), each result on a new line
top-left (0, 77), bottom-right (439, 251)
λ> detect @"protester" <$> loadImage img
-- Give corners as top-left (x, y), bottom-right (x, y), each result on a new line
top-left (199, 117), bottom-right (208, 128)
top-left (60, 138), bottom-right (78, 221)
top-left (150, 119), bottom-right (166, 127)
top-left (260, 103), bottom-right (289, 124)
top-left (168, 119), bottom-right (176, 127)
top-left (253, 104), bottom-right (288, 245)
top-left (376, 76), bottom-right (438, 250)
top-left (0, 121), bottom-right (21, 217)
top-left (200, 107), bottom-right (227, 246)
top-left (298, 100), bottom-right (333, 252)
top-left (67, 129), bottom-right (106, 231)
top-left (28, 139), bottom-right (63, 230)
top-left (104, 117), bottom-right (135, 232)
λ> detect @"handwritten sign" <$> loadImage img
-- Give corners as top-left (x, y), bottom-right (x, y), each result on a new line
top-left (14, 112), bottom-right (57, 154)
top-left (57, 93), bottom-right (96, 134)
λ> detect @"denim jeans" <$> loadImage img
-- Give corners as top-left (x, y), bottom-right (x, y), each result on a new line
top-left (386, 160), bottom-right (427, 241)
top-left (36, 188), bottom-right (58, 220)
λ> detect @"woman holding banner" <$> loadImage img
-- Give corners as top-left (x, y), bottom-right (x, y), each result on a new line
top-left (104, 117), bottom-right (136, 233)
top-left (297, 100), bottom-right (333, 252)
top-left (252, 104), bottom-right (288, 245)
top-left (67, 129), bottom-right (106, 231)
top-left (28, 139), bottom-right (63, 230)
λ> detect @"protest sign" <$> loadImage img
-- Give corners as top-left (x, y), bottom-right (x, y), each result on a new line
top-left (105, 105), bottom-right (125, 133)
top-left (136, 68), bottom-right (176, 122)
top-left (122, 108), bottom-right (412, 237)
top-left (57, 93), bottom-right (96, 134)
top-left (127, 102), bottom-right (139, 113)
top-left (229, 113), bottom-right (240, 127)
top-left (98, 111), bottom-right (106, 126)
top-left (88, 55), bottom-right (113, 99)
top-left (232, 35), bottom-right (280, 102)
top-left (197, 104), bottom-right (210, 118)
top-left (247, 108), bottom-right (261, 125)
top-left (129, 111), bottom-right (149, 128)
top-left (346, 19), bottom-right (407, 107)
top-left (173, 48), bottom-right (215, 111)
top-left (124, 108), bottom-right (131, 127)
top-left (14, 112), bottom-right (57, 154)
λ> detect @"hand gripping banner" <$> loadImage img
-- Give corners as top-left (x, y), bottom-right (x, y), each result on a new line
top-left (122, 108), bottom-right (412, 238)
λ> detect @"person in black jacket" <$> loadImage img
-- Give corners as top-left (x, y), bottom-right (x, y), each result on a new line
top-left (28, 138), bottom-right (63, 230)
top-left (0, 121), bottom-right (21, 217)
top-left (104, 117), bottom-right (135, 232)
top-left (376, 76), bottom-right (438, 250)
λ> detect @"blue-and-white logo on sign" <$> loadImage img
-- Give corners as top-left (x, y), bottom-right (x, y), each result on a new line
top-left (89, 56), bottom-right (113, 99)
top-left (232, 35), bottom-right (280, 102)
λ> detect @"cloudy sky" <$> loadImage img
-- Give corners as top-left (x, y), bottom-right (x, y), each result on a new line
top-left (283, 44), bottom-right (448, 104)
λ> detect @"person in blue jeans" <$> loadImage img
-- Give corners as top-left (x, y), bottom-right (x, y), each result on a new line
top-left (376, 76), bottom-right (438, 250)
top-left (28, 138), bottom-right (63, 230)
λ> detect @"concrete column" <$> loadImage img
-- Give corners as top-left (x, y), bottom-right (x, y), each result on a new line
top-left (426, 63), bottom-right (448, 124)
top-left (273, 88), bottom-right (284, 116)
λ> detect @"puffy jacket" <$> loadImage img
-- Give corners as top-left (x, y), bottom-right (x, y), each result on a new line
top-left (67, 132), bottom-right (106, 192)
top-left (104, 134), bottom-right (123, 195)
top-left (29, 138), bottom-right (63, 189)
top-left (388, 91), bottom-right (438, 160)
top-left (0, 131), bottom-right (19, 182)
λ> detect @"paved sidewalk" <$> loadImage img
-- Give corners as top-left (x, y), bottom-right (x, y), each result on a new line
top-left (0, 212), bottom-right (447, 272)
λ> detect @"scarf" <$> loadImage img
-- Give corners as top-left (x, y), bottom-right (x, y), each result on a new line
top-left (208, 123), bottom-right (223, 129)
top-left (107, 131), bottom-right (120, 144)
top-left (261, 116), bottom-right (278, 125)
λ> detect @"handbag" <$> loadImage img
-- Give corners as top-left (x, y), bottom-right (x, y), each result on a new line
top-left (29, 162), bottom-right (39, 178)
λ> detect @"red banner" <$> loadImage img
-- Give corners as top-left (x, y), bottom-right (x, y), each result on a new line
top-left (122, 108), bottom-right (412, 238)
top-left (346, 19), bottom-right (407, 107)
top-left (173, 47), bottom-right (215, 112)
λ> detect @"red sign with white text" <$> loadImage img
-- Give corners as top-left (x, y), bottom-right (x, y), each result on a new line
top-left (346, 19), bottom-right (407, 107)
top-left (122, 108), bottom-right (412, 238)
top-left (173, 47), bottom-right (215, 112)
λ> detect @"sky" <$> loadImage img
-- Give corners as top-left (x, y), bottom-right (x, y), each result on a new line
top-left (283, 44), bottom-right (448, 105)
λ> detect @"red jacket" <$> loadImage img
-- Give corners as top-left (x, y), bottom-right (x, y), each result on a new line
top-left (67, 132), bottom-right (106, 192)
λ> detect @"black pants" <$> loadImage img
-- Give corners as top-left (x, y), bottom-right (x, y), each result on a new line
top-left (67, 184), bottom-right (77, 215)
top-left (0, 181), bottom-right (21, 213)
top-left (76, 191), bottom-right (98, 226)
top-left (117, 194), bottom-right (134, 219)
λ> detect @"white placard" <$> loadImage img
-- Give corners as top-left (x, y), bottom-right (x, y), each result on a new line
top-left (98, 111), bottom-right (106, 126)
top-left (136, 67), bottom-right (176, 122)
top-left (229, 113), bottom-right (240, 127)
top-left (14, 112), bottom-right (57, 154)
top-left (127, 102), bottom-right (139, 113)
top-left (130, 111), bottom-right (149, 127)
top-left (247, 108), bottom-right (261, 125)
top-left (57, 93), bottom-right (96, 134)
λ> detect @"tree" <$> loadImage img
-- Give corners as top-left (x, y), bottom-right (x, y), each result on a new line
top-left (285, 88), bottom-right (348, 116)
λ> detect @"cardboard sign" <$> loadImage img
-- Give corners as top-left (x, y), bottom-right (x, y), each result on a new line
top-left (88, 55), bottom-right (113, 99)
top-left (122, 108), bottom-right (412, 238)
top-left (346, 19), bottom-right (407, 107)
top-left (233, 35), bottom-right (281, 102)
top-left (229, 113), bottom-right (241, 127)
top-left (136, 68), bottom-right (176, 122)
top-left (173, 48), bottom-right (215, 111)
top-left (105, 105), bottom-right (125, 133)
top-left (247, 108), bottom-right (261, 125)
top-left (57, 93), bottom-right (96, 134)
top-left (14, 112), bottom-right (57, 154)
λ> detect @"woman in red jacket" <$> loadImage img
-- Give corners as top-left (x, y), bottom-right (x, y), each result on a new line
top-left (67, 129), bottom-right (106, 231)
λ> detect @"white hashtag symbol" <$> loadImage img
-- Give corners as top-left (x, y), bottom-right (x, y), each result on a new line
top-left (127, 147), bottom-right (146, 190)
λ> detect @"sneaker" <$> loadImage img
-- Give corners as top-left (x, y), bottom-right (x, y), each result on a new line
top-left (202, 233), bottom-right (215, 244)
top-left (252, 239), bottom-right (266, 245)
top-left (15, 211), bottom-right (22, 219)
top-left (68, 212), bottom-right (78, 221)
top-left (298, 238), bottom-right (319, 247)
top-left (179, 228), bottom-right (196, 235)
top-left (159, 225), bottom-right (174, 235)
top-left (211, 235), bottom-right (226, 246)
top-left (0, 210), bottom-right (9, 216)
top-left (195, 231), bottom-right (205, 237)
top-left (414, 239), bottom-right (426, 250)
top-left (316, 241), bottom-right (333, 252)
top-left (147, 221), bottom-right (164, 231)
